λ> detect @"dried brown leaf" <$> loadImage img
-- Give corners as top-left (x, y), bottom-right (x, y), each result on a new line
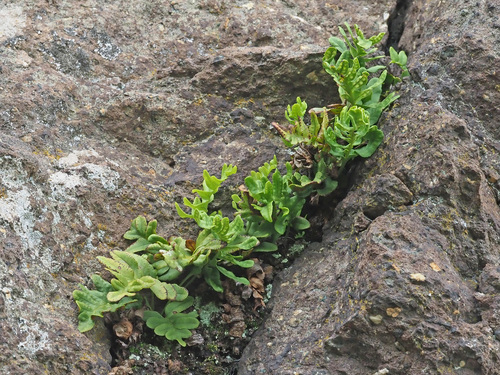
top-left (229, 321), bottom-right (246, 337)
top-left (250, 276), bottom-right (265, 293)
top-left (113, 319), bottom-right (133, 340)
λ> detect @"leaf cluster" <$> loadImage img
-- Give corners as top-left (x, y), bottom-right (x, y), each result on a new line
top-left (231, 155), bottom-right (310, 249)
top-left (73, 23), bottom-right (408, 349)
top-left (74, 161), bottom-right (308, 344)
top-left (323, 23), bottom-right (407, 125)
top-left (73, 251), bottom-right (191, 345)
top-left (274, 23), bottom-right (408, 196)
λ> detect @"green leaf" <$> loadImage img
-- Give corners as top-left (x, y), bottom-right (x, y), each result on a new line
top-left (147, 234), bottom-right (169, 244)
top-left (162, 283), bottom-right (187, 301)
top-left (227, 234), bottom-right (259, 251)
top-left (369, 32), bottom-right (385, 45)
top-left (245, 221), bottom-right (274, 238)
top-left (253, 242), bottom-right (278, 252)
top-left (97, 250), bottom-right (169, 302)
top-left (366, 65), bottom-right (386, 73)
top-left (125, 237), bottom-right (152, 253)
top-left (259, 202), bottom-right (274, 222)
top-left (164, 295), bottom-right (194, 315)
top-left (316, 177), bottom-right (339, 196)
top-left (216, 265), bottom-right (250, 285)
top-left (123, 216), bottom-right (148, 240)
top-left (73, 275), bottom-right (135, 333)
top-left (285, 97), bottom-right (308, 124)
top-left (226, 258), bottom-right (254, 268)
top-left (158, 268), bottom-right (182, 282)
top-left (202, 260), bottom-right (223, 292)
top-left (354, 127), bottom-right (384, 158)
top-left (175, 202), bottom-right (192, 219)
top-left (176, 164), bottom-right (237, 223)
top-left (245, 175), bottom-right (263, 196)
top-left (389, 46), bottom-right (399, 62)
top-left (144, 297), bottom-right (199, 347)
top-left (291, 216), bottom-right (311, 231)
top-left (328, 37), bottom-right (347, 53)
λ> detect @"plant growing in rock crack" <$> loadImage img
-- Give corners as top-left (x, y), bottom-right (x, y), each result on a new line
top-left (231, 155), bottom-right (311, 249)
top-left (273, 23), bottom-right (408, 198)
top-left (73, 23), bottom-right (407, 351)
top-left (74, 159), bottom-right (313, 345)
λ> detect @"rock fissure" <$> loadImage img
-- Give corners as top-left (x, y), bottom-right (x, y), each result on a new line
top-left (386, 0), bottom-right (413, 52)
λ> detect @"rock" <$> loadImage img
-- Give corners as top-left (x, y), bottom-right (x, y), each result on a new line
top-left (0, 1), bottom-right (392, 373)
top-left (238, 0), bottom-right (500, 374)
top-left (0, 0), bottom-right (499, 374)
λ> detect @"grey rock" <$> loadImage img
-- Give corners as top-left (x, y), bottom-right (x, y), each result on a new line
top-left (0, 0), bottom-right (499, 374)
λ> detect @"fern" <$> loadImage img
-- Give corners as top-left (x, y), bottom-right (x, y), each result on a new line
top-left (73, 275), bottom-right (136, 332)
top-left (144, 296), bottom-right (200, 347)
top-left (97, 250), bottom-right (187, 302)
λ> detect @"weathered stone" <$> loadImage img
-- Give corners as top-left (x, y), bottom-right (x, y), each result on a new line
top-left (238, 0), bottom-right (500, 374)
top-left (0, 0), bottom-right (499, 374)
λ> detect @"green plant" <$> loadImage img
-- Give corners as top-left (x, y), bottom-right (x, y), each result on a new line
top-left (232, 155), bottom-right (310, 248)
top-left (74, 166), bottom-right (260, 344)
top-left (73, 23), bottom-right (407, 351)
top-left (73, 275), bottom-right (135, 332)
top-left (323, 22), bottom-right (407, 124)
top-left (144, 296), bottom-right (199, 347)
top-left (273, 23), bottom-right (408, 196)
top-left (72, 251), bottom-right (189, 333)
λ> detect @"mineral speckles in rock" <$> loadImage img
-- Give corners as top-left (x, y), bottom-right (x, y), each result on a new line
top-left (92, 29), bottom-right (121, 61)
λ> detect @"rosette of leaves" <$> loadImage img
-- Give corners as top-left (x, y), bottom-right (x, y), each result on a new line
top-left (232, 156), bottom-right (310, 249)
top-left (174, 223), bottom-right (256, 293)
top-left (273, 98), bottom-right (341, 197)
top-left (96, 250), bottom-right (177, 302)
top-left (174, 163), bottom-right (258, 252)
top-left (274, 23), bottom-right (407, 197)
top-left (120, 163), bottom-right (259, 292)
top-left (285, 157), bottom-right (339, 198)
top-left (73, 275), bottom-right (136, 332)
top-left (276, 97), bottom-right (341, 151)
top-left (274, 100), bottom-right (384, 195)
top-left (173, 164), bottom-right (259, 291)
top-left (121, 216), bottom-right (255, 293)
top-left (122, 216), bottom-right (203, 282)
top-left (324, 105), bottom-right (384, 171)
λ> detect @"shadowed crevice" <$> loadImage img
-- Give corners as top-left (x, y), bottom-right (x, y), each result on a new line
top-left (386, 0), bottom-right (413, 52)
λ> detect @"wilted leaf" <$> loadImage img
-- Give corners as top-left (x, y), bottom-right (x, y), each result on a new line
top-left (113, 318), bottom-right (133, 340)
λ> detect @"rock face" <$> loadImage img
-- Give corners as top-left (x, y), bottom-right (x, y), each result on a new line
top-left (0, 0), bottom-right (498, 374)
top-left (238, 1), bottom-right (500, 374)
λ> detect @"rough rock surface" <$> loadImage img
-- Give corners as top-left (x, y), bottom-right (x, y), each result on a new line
top-left (0, 0), bottom-right (498, 374)
top-left (238, 0), bottom-right (500, 374)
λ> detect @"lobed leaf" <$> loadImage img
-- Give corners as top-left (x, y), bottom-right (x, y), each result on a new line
top-left (144, 296), bottom-right (199, 347)
top-left (73, 275), bottom-right (135, 333)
